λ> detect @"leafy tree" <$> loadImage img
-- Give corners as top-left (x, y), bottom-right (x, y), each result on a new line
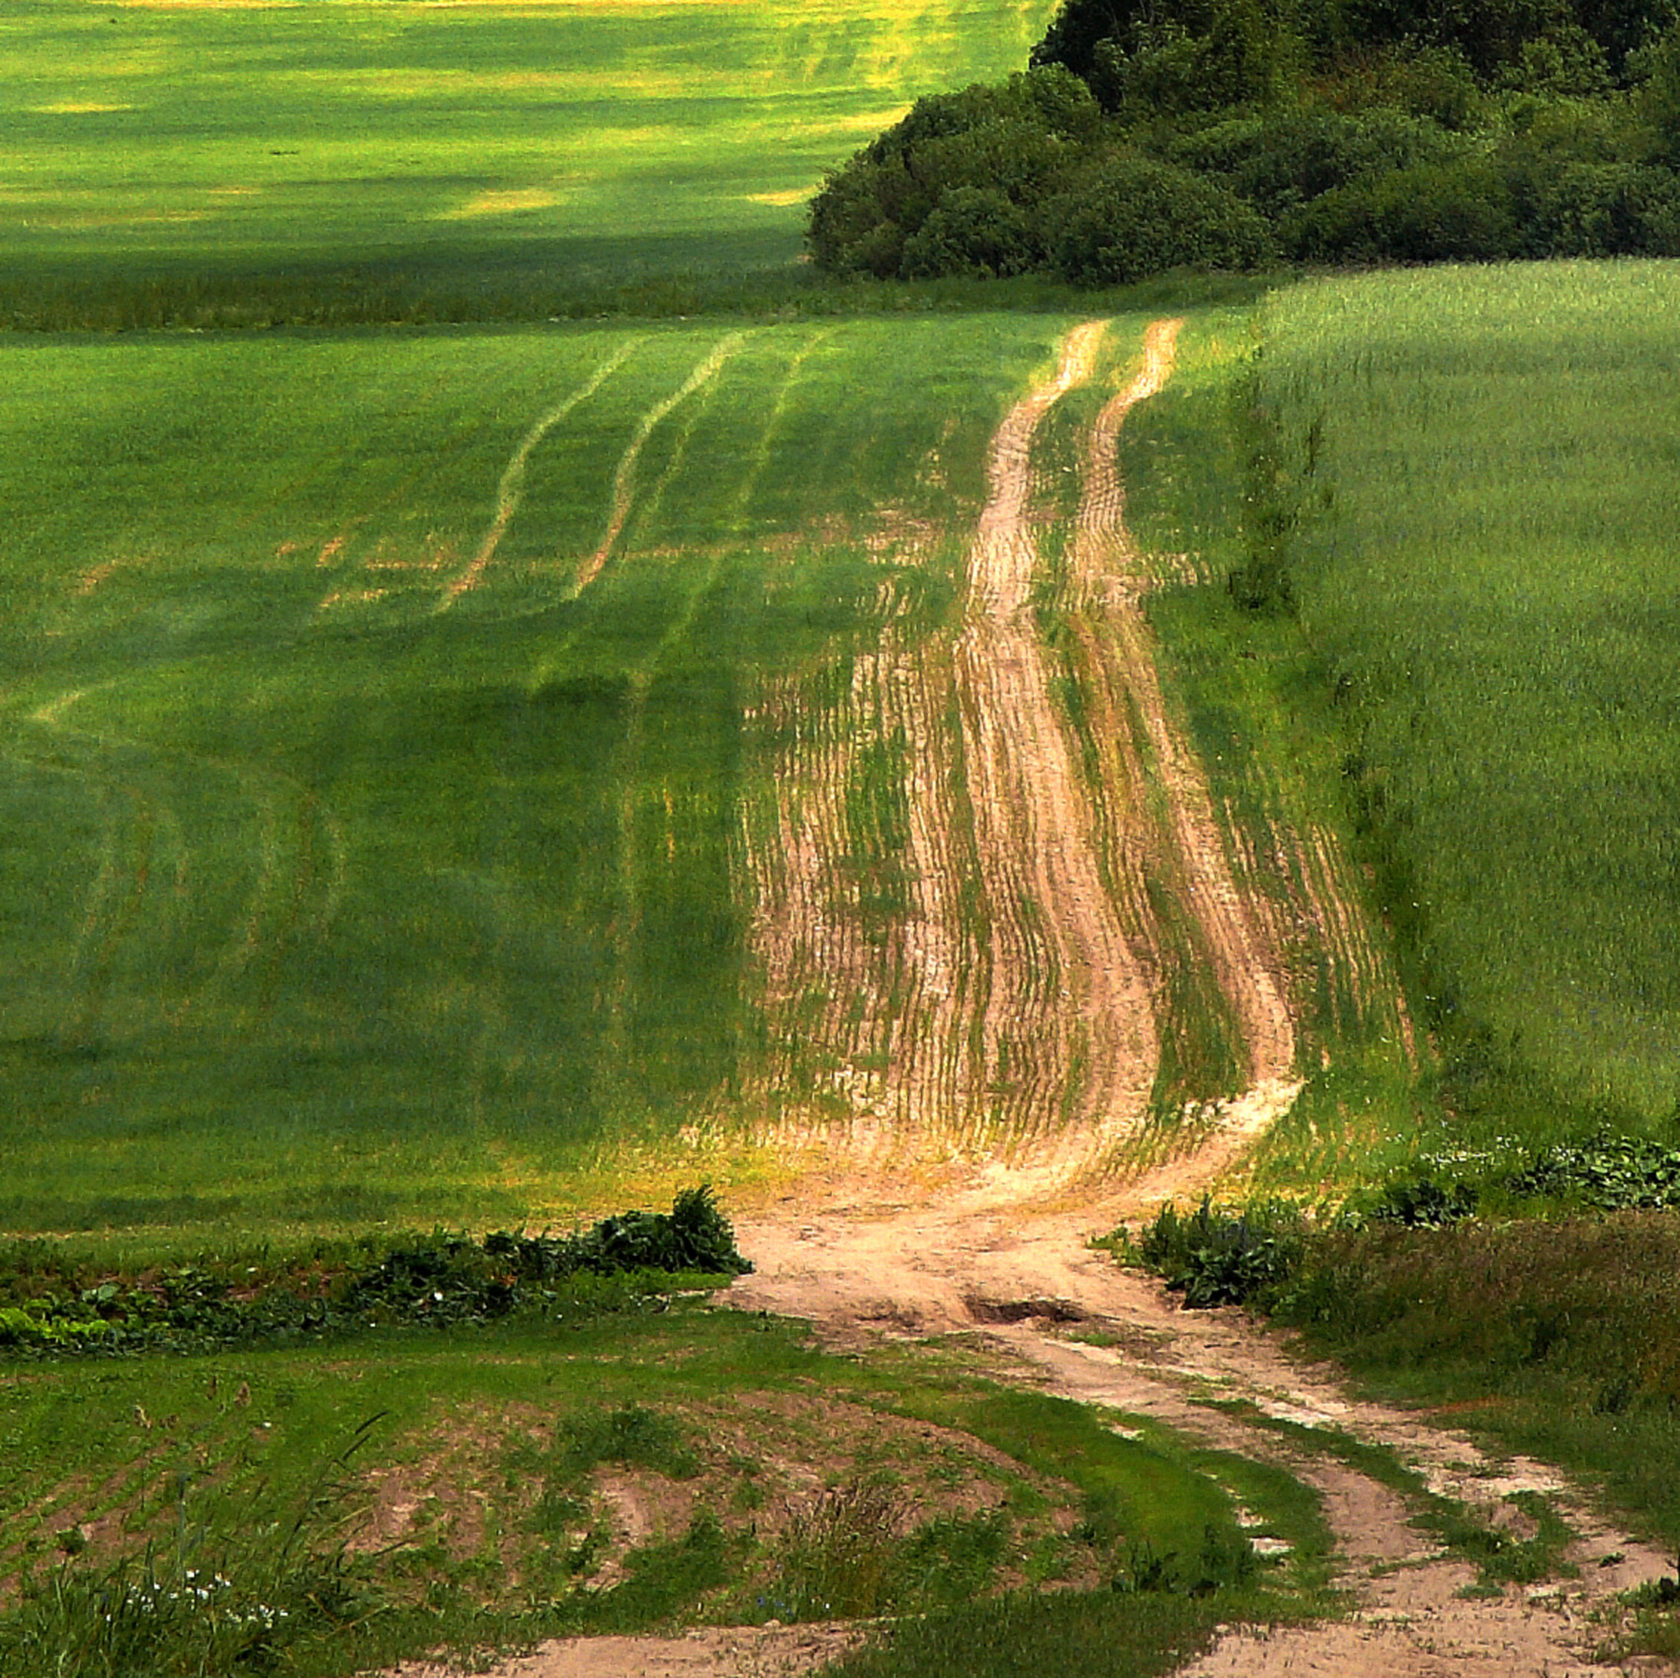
top-left (807, 0), bottom-right (1680, 283)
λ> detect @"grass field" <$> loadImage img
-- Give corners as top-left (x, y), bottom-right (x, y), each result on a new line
top-left (0, 314), bottom-right (1080, 1230)
top-left (1255, 261), bottom-right (1680, 1138)
top-left (0, 0), bottom-right (1056, 325)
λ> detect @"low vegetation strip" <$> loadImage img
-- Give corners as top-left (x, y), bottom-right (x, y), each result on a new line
top-left (1130, 1171), bottom-right (1680, 1551)
top-left (0, 1189), bottom-right (749, 1360)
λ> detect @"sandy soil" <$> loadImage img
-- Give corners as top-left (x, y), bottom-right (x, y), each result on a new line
top-left (391, 1623), bottom-right (863, 1678)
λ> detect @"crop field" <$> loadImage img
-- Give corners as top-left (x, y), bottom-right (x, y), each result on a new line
top-left (1256, 261), bottom-right (1680, 1136)
top-left (0, 314), bottom-right (1086, 1229)
top-left (0, 0), bottom-right (1056, 324)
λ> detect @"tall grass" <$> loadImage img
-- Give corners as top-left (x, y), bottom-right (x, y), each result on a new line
top-left (1259, 261), bottom-right (1680, 1135)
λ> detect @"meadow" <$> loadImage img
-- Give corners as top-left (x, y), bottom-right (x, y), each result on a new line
top-left (0, 0), bottom-right (1057, 326)
top-left (0, 313), bottom-right (1082, 1231)
top-left (1253, 261), bottom-right (1680, 1138)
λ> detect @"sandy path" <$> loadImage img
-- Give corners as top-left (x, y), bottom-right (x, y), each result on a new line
top-left (954, 322), bottom-right (1159, 1168)
top-left (743, 325), bottom-right (1163, 1174)
top-left (393, 1624), bottom-right (861, 1678)
top-left (728, 1170), bottom-right (1672, 1678)
top-left (1066, 320), bottom-right (1299, 1174)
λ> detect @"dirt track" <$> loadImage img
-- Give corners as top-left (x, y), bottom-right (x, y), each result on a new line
top-left (438, 324), bottom-right (1673, 1676)
top-left (727, 321), bottom-right (1673, 1673)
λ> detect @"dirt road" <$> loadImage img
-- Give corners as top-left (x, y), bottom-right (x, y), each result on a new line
top-left (434, 324), bottom-right (1671, 1677)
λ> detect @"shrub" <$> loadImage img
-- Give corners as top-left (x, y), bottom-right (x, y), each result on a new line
top-left (902, 187), bottom-right (1044, 278)
top-left (1285, 157), bottom-right (1519, 261)
top-left (1367, 1174), bottom-right (1479, 1226)
top-left (807, 68), bottom-right (1102, 278)
top-left (1053, 156), bottom-right (1273, 282)
top-left (1234, 109), bottom-right (1463, 217)
top-left (1136, 1198), bottom-right (1301, 1308)
top-left (1520, 159), bottom-right (1680, 252)
top-left (0, 1188), bottom-right (750, 1361)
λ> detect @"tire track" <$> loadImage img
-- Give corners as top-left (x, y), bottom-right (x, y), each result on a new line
top-left (576, 334), bottom-right (746, 594)
top-left (19, 685), bottom-right (346, 1036)
top-left (1060, 321), bottom-right (1300, 1184)
top-left (439, 338), bottom-right (642, 608)
top-left (953, 323), bottom-right (1158, 1175)
top-left (743, 326), bottom-right (1161, 1178)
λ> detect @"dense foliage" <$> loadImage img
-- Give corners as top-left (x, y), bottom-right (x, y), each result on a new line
top-left (1131, 1168), bottom-right (1680, 1543)
top-left (809, 0), bottom-right (1680, 280)
top-left (0, 1189), bottom-right (750, 1358)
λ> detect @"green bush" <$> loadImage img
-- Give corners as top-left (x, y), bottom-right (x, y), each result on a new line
top-left (1136, 1198), bottom-right (1301, 1308)
top-left (902, 186), bottom-right (1045, 277)
top-left (1519, 159), bottom-right (1680, 252)
top-left (1054, 156), bottom-right (1273, 282)
top-left (810, 0), bottom-right (1680, 285)
top-left (807, 68), bottom-right (1102, 279)
top-left (1285, 157), bottom-right (1519, 261)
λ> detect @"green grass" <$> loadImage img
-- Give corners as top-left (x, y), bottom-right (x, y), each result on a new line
top-left (0, 1290), bottom-right (1324, 1675)
top-left (0, 313), bottom-right (1085, 1231)
top-left (0, 0), bottom-right (1058, 327)
top-left (1256, 260), bottom-right (1680, 1138)
top-left (816, 1589), bottom-right (1238, 1678)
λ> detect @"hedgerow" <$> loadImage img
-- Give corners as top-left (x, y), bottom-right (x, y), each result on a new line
top-left (0, 1188), bottom-right (750, 1360)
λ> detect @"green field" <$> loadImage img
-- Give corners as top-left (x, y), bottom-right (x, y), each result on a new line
top-left (0, 313), bottom-right (1088, 1229)
top-left (1255, 262), bottom-right (1680, 1135)
top-left (0, 0), bottom-right (1056, 323)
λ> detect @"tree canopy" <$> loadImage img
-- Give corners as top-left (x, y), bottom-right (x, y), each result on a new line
top-left (807, 0), bottom-right (1680, 281)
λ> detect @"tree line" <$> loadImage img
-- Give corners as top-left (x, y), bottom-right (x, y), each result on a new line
top-left (809, 0), bottom-right (1680, 280)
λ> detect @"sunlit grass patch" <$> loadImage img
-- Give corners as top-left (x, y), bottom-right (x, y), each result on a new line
top-left (0, 0), bottom-right (1055, 325)
top-left (0, 313), bottom-right (1068, 1231)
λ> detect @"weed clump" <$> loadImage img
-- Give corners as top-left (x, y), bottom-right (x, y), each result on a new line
top-left (1136, 1197), bottom-right (1301, 1308)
